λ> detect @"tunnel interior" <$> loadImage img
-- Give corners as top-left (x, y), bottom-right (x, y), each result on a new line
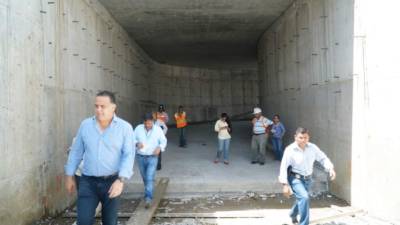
top-left (6, 0), bottom-right (398, 224)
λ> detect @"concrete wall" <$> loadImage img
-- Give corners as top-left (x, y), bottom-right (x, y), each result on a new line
top-left (0, 0), bottom-right (152, 224)
top-left (257, 0), bottom-right (354, 202)
top-left (352, 0), bottom-right (400, 222)
top-left (149, 64), bottom-right (259, 123)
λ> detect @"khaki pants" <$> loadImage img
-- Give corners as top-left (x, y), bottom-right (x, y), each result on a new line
top-left (251, 134), bottom-right (268, 163)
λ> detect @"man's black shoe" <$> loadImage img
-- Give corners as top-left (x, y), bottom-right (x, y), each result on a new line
top-left (251, 161), bottom-right (257, 164)
top-left (259, 162), bottom-right (265, 165)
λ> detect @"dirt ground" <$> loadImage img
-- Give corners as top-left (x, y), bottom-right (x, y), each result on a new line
top-left (31, 192), bottom-right (395, 225)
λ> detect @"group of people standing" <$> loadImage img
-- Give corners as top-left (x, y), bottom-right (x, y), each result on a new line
top-left (64, 90), bottom-right (336, 225)
top-left (212, 107), bottom-right (286, 166)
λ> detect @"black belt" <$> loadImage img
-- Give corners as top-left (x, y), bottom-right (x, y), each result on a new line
top-left (137, 154), bottom-right (156, 158)
top-left (253, 133), bottom-right (265, 136)
top-left (83, 173), bottom-right (118, 180)
top-left (290, 172), bottom-right (312, 180)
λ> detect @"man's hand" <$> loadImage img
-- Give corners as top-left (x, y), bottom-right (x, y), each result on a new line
top-left (153, 147), bottom-right (161, 156)
top-left (65, 176), bottom-right (76, 195)
top-left (329, 169), bottom-right (336, 181)
top-left (136, 142), bottom-right (144, 149)
top-left (282, 184), bottom-right (292, 198)
top-left (108, 179), bottom-right (124, 198)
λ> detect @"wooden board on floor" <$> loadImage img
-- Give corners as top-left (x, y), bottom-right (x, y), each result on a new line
top-left (310, 209), bottom-right (364, 224)
top-left (126, 177), bottom-right (169, 225)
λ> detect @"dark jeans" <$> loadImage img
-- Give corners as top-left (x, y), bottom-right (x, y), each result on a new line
top-left (77, 175), bottom-right (120, 225)
top-left (179, 127), bottom-right (187, 147)
top-left (271, 137), bottom-right (283, 160)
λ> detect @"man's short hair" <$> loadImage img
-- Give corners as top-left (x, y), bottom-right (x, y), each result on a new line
top-left (295, 127), bottom-right (309, 135)
top-left (143, 113), bottom-right (154, 121)
top-left (96, 90), bottom-right (116, 104)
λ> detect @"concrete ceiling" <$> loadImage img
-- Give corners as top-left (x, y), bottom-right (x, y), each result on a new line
top-left (99, 0), bottom-right (293, 69)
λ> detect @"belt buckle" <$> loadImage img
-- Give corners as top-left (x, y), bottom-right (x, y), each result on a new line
top-left (295, 174), bottom-right (301, 179)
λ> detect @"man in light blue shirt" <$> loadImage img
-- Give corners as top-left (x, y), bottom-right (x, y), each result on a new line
top-left (279, 127), bottom-right (336, 225)
top-left (64, 91), bottom-right (134, 225)
top-left (134, 113), bottom-right (167, 208)
top-left (251, 107), bottom-right (273, 165)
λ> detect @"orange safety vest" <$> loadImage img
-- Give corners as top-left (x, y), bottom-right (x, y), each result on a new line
top-left (175, 112), bottom-right (187, 128)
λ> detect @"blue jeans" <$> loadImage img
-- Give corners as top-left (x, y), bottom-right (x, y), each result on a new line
top-left (137, 154), bottom-right (158, 201)
top-left (289, 176), bottom-right (312, 225)
top-left (179, 127), bottom-right (187, 147)
top-left (217, 138), bottom-right (230, 161)
top-left (77, 175), bottom-right (119, 225)
top-left (271, 137), bottom-right (283, 160)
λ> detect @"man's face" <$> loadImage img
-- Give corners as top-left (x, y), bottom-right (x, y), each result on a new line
top-left (295, 133), bottom-right (310, 148)
top-left (273, 116), bottom-right (280, 123)
top-left (95, 96), bottom-right (116, 122)
top-left (144, 119), bottom-right (154, 130)
top-left (255, 113), bottom-right (261, 119)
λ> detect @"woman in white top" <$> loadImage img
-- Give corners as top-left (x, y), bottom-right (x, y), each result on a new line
top-left (214, 113), bottom-right (232, 164)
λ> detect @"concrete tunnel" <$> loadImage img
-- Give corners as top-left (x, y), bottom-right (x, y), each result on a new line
top-left (1, 0), bottom-right (400, 224)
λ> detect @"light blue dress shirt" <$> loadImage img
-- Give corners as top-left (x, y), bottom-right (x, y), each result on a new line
top-left (64, 115), bottom-right (135, 179)
top-left (134, 124), bottom-right (167, 156)
top-left (279, 142), bottom-right (334, 184)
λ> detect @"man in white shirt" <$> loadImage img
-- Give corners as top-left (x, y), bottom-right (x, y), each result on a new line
top-left (251, 107), bottom-right (273, 165)
top-left (279, 127), bottom-right (336, 225)
top-left (134, 113), bottom-right (167, 208)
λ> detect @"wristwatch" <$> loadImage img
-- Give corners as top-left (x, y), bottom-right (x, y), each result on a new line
top-left (118, 177), bottom-right (127, 183)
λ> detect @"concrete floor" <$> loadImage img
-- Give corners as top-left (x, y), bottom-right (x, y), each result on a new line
top-left (125, 121), bottom-right (328, 197)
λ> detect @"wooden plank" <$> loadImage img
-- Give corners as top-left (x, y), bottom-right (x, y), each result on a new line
top-left (126, 177), bottom-right (169, 225)
top-left (65, 212), bottom-right (267, 219)
top-left (310, 209), bottom-right (364, 224)
top-left (154, 212), bottom-right (265, 218)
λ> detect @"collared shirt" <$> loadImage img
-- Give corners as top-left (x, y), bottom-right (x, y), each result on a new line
top-left (214, 119), bottom-right (231, 139)
top-left (155, 119), bottom-right (168, 135)
top-left (271, 122), bottom-right (285, 139)
top-left (64, 115), bottom-right (135, 179)
top-left (134, 124), bottom-right (167, 156)
top-left (253, 116), bottom-right (273, 134)
top-left (278, 142), bottom-right (334, 184)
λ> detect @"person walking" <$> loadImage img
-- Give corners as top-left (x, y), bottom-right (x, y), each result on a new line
top-left (154, 104), bottom-right (169, 170)
top-left (271, 114), bottom-right (286, 161)
top-left (251, 107), bottom-right (273, 165)
top-left (134, 113), bottom-right (167, 209)
top-left (279, 127), bottom-right (336, 225)
top-left (174, 105), bottom-right (188, 147)
top-left (64, 90), bottom-right (134, 225)
top-left (214, 113), bottom-right (232, 165)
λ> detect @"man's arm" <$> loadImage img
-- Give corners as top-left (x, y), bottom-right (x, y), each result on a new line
top-left (158, 127), bottom-right (167, 152)
top-left (278, 148), bottom-right (292, 197)
top-left (64, 123), bottom-right (85, 194)
top-left (314, 144), bottom-right (336, 180)
top-left (118, 125), bottom-right (135, 179)
top-left (278, 148), bottom-right (290, 184)
top-left (65, 124), bottom-right (85, 176)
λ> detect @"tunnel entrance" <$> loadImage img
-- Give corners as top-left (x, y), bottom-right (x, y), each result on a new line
top-left (2, 0), bottom-right (400, 224)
